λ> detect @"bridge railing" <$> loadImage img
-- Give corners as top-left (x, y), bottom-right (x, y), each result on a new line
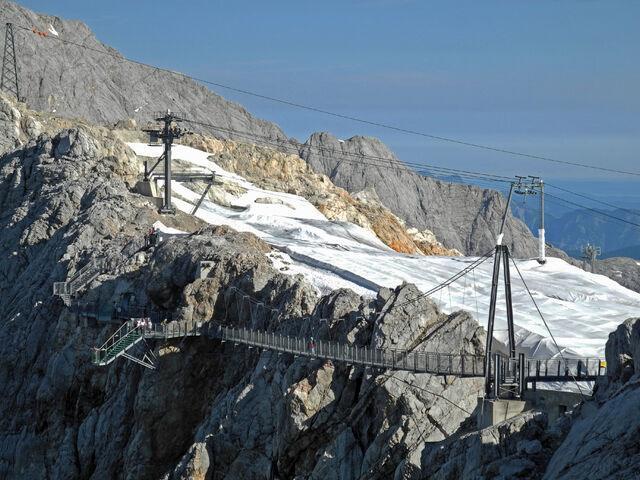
top-left (93, 316), bottom-right (606, 381)
top-left (525, 356), bottom-right (605, 380)
top-left (53, 282), bottom-right (71, 296)
top-left (92, 320), bottom-right (142, 364)
top-left (205, 324), bottom-right (486, 376)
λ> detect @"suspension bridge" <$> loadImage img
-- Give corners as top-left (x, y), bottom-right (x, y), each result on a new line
top-left (84, 281), bottom-right (605, 400)
top-left (48, 114), bottom-right (606, 402)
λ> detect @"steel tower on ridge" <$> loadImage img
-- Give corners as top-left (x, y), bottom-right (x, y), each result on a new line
top-left (1, 23), bottom-right (20, 100)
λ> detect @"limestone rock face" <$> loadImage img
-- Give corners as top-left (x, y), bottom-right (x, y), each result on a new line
top-left (163, 281), bottom-right (486, 480)
top-left (300, 132), bottom-right (540, 257)
top-left (0, 93), bottom-right (22, 154)
top-left (593, 256), bottom-right (640, 294)
top-left (0, 0), bottom-right (286, 141)
top-left (542, 317), bottom-right (640, 479)
top-left (423, 411), bottom-right (553, 480)
top-left (543, 382), bottom-right (640, 480)
top-left (605, 317), bottom-right (638, 382)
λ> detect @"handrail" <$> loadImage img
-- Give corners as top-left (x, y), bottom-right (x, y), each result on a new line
top-left (92, 317), bottom-right (607, 380)
top-left (93, 320), bottom-right (144, 364)
top-left (54, 257), bottom-right (106, 301)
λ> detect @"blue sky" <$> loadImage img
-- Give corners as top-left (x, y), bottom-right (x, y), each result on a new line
top-left (17, 0), bottom-right (640, 187)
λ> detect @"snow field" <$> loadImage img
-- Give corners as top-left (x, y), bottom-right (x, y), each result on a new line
top-left (129, 143), bottom-right (640, 358)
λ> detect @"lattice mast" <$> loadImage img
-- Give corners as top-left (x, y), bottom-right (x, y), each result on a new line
top-left (1, 23), bottom-right (20, 100)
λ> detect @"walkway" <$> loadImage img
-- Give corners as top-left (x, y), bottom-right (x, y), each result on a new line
top-left (92, 318), bottom-right (605, 385)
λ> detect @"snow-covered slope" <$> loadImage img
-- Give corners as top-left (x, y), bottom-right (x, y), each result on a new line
top-left (129, 143), bottom-right (640, 358)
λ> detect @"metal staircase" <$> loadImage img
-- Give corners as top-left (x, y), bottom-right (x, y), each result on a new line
top-left (53, 258), bottom-right (105, 305)
top-left (92, 321), bottom-right (156, 369)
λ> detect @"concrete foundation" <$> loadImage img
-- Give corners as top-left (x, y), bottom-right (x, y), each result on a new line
top-left (523, 389), bottom-right (584, 423)
top-left (135, 180), bottom-right (159, 197)
top-left (477, 389), bottom-right (589, 428)
top-left (135, 180), bottom-right (163, 208)
top-left (197, 261), bottom-right (215, 279)
top-left (477, 398), bottom-right (527, 429)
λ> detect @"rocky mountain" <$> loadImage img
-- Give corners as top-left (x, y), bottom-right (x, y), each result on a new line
top-left (181, 133), bottom-right (459, 256)
top-left (0, 0), bottom-right (286, 141)
top-left (545, 208), bottom-right (640, 259)
top-left (1, 0), bottom-right (555, 261)
top-left (0, 0), bottom-right (552, 261)
top-left (300, 132), bottom-right (541, 257)
top-left (2, 66), bottom-right (640, 479)
top-left (542, 317), bottom-right (640, 478)
top-left (589, 256), bottom-right (640, 295)
top-left (2, 1), bottom-right (640, 475)
top-left (419, 316), bottom-right (640, 479)
top-left (0, 93), bottom-right (488, 478)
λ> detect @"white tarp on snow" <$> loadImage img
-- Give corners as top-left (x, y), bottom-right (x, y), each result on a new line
top-left (129, 143), bottom-right (640, 358)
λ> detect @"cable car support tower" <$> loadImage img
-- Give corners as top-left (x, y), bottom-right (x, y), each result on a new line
top-left (483, 176), bottom-right (544, 397)
top-left (1, 23), bottom-right (20, 100)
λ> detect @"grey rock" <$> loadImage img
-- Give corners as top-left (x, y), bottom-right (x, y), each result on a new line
top-left (543, 382), bottom-right (640, 480)
top-left (300, 132), bottom-right (540, 257)
top-left (0, 93), bottom-right (22, 154)
top-left (605, 318), bottom-right (638, 382)
top-left (0, 1), bottom-right (286, 142)
top-left (593, 257), bottom-right (640, 294)
top-left (542, 317), bottom-right (640, 479)
top-left (422, 411), bottom-right (549, 479)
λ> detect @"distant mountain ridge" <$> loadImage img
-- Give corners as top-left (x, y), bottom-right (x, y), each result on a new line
top-left (602, 245), bottom-right (640, 260)
top-left (545, 208), bottom-right (640, 259)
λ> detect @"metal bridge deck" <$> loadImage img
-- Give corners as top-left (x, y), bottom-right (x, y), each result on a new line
top-left (93, 318), bottom-right (605, 384)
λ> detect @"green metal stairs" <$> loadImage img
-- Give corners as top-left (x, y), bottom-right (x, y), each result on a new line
top-left (92, 321), bottom-right (146, 367)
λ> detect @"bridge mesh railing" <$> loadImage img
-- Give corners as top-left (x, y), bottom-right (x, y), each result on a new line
top-left (115, 320), bottom-right (486, 375)
top-left (203, 324), bottom-right (486, 376)
top-left (525, 356), bottom-right (605, 379)
top-left (92, 320), bottom-right (142, 365)
top-left (92, 317), bottom-right (606, 381)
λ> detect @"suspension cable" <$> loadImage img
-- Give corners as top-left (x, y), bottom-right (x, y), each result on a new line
top-left (13, 22), bottom-right (640, 179)
top-left (509, 257), bottom-right (587, 400)
top-left (391, 250), bottom-right (495, 311)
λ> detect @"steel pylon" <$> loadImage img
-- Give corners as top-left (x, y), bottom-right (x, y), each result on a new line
top-left (1, 23), bottom-right (20, 100)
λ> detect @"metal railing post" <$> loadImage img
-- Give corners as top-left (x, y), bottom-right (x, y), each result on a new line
top-left (493, 353), bottom-right (501, 398)
top-left (518, 353), bottom-right (526, 397)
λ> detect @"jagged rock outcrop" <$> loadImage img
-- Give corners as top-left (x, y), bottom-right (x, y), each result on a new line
top-left (0, 1), bottom-right (286, 141)
top-left (0, 93), bottom-right (489, 479)
top-left (593, 257), bottom-right (640, 295)
top-left (422, 411), bottom-right (557, 479)
top-left (418, 317), bottom-right (640, 480)
top-left (165, 281), bottom-right (486, 480)
top-left (604, 318), bottom-right (638, 383)
top-left (300, 132), bottom-right (540, 257)
top-left (542, 317), bottom-right (640, 479)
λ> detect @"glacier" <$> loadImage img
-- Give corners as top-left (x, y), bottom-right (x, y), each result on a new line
top-left (129, 143), bottom-right (640, 359)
